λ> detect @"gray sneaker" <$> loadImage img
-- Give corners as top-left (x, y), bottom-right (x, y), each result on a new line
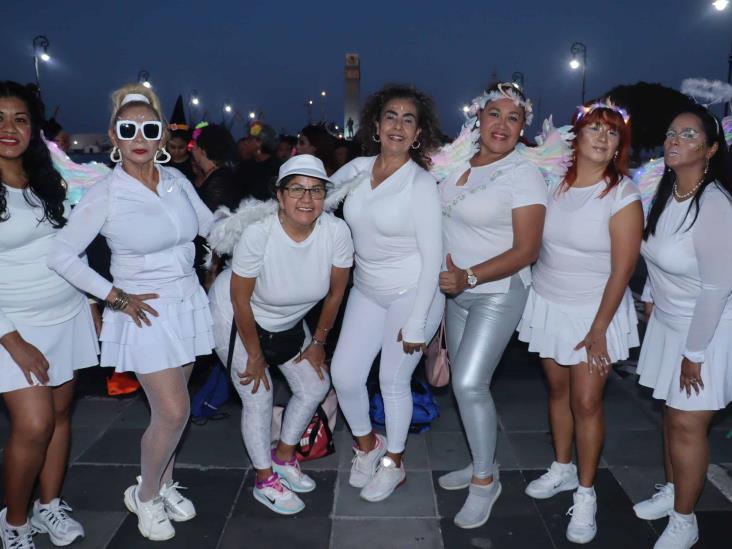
top-left (349, 433), bottom-right (387, 488)
top-left (454, 481), bottom-right (502, 529)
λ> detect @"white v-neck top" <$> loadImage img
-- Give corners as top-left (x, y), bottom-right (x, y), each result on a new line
top-left (48, 165), bottom-right (214, 302)
top-left (0, 185), bottom-right (85, 337)
top-left (331, 156), bottom-right (442, 343)
top-left (441, 150), bottom-right (547, 294)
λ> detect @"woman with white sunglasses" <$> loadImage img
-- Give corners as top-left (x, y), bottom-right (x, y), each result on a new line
top-left (48, 84), bottom-right (215, 542)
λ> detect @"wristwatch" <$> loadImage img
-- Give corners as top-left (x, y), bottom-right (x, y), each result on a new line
top-left (466, 267), bottom-right (478, 288)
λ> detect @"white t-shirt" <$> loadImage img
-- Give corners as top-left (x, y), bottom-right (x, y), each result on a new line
top-left (0, 185), bottom-right (85, 337)
top-left (331, 156), bottom-right (442, 342)
top-left (230, 212), bottom-right (353, 332)
top-left (532, 177), bottom-right (640, 306)
top-left (642, 184), bottom-right (732, 362)
top-left (440, 150), bottom-right (547, 294)
top-left (47, 165), bottom-right (214, 302)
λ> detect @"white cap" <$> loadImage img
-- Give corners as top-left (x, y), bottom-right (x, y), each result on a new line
top-left (276, 154), bottom-right (331, 187)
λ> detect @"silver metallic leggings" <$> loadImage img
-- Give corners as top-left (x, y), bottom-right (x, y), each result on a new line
top-left (445, 277), bottom-right (528, 479)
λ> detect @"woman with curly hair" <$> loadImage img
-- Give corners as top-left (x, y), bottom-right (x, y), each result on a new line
top-left (0, 81), bottom-right (99, 548)
top-left (330, 84), bottom-right (444, 502)
top-left (436, 83), bottom-right (547, 529)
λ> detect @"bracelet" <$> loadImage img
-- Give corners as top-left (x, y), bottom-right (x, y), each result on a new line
top-left (107, 289), bottom-right (130, 311)
top-left (310, 337), bottom-right (326, 347)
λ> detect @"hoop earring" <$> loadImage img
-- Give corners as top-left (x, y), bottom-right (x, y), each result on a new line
top-left (372, 134), bottom-right (381, 143)
top-left (411, 140), bottom-right (421, 150)
top-left (109, 146), bottom-right (122, 163)
top-left (154, 147), bottom-right (172, 164)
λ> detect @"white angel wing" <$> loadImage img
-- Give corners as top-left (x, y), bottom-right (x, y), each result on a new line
top-left (515, 117), bottom-right (575, 187)
top-left (45, 138), bottom-right (110, 204)
top-left (632, 157), bottom-right (665, 218)
top-left (429, 122), bottom-right (479, 183)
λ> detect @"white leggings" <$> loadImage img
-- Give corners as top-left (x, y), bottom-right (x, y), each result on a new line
top-left (331, 286), bottom-right (444, 454)
top-left (214, 320), bottom-right (330, 470)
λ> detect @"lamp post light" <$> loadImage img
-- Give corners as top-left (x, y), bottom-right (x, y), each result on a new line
top-left (305, 99), bottom-right (314, 124)
top-left (511, 71), bottom-right (525, 90)
top-left (320, 90), bottom-right (327, 122)
top-left (569, 42), bottom-right (588, 104)
top-left (32, 35), bottom-right (50, 93)
top-left (248, 111), bottom-right (256, 120)
top-left (713, 0), bottom-right (729, 11)
top-left (137, 70), bottom-right (152, 89)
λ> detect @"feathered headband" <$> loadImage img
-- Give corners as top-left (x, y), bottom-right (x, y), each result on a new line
top-left (465, 82), bottom-right (534, 127)
top-left (575, 99), bottom-right (630, 125)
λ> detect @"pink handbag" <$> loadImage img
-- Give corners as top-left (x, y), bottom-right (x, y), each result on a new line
top-left (425, 319), bottom-right (450, 387)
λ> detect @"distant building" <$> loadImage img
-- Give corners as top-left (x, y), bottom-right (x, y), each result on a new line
top-left (344, 53), bottom-right (360, 140)
top-left (69, 133), bottom-right (110, 154)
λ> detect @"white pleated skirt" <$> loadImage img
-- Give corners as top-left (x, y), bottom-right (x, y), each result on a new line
top-left (637, 310), bottom-right (732, 411)
top-left (99, 285), bottom-right (215, 374)
top-left (517, 287), bottom-right (640, 366)
top-left (0, 304), bottom-right (99, 393)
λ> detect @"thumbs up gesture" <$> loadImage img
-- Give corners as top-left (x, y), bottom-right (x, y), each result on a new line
top-left (439, 253), bottom-right (469, 295)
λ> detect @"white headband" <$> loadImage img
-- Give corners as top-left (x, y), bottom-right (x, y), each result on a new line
top-left (466, 82), bottom-right (534, 126)
top-left (121, 93), bottom-right (151, 107)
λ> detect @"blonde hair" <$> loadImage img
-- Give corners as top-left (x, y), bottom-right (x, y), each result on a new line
top-left (109, 83), bottom-right (168, 141)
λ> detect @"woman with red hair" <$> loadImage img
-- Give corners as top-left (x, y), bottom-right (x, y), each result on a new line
top-left (517, 101), bottom-right (643, 543)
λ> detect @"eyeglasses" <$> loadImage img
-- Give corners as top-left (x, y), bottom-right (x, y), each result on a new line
top-left (665, 128), bottom-right (700, 141)
top-left (283, 185), bottom-right (326, 200)
top-left (115, 120), bottom-right (163, 141)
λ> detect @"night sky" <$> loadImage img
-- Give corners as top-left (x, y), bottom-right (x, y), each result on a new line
top-left (2, 0), bottom-right (730, 138)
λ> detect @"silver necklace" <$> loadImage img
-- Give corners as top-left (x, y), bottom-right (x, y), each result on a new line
top-left (673, 176), bottom-right (704, 201)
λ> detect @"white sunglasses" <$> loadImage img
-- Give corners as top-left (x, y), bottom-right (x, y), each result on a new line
top-left (115, 120), bottom-right (163, 141)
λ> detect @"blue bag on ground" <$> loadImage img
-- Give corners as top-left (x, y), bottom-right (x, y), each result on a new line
top-left (191, 362), bottom-right (230, 425)
top-left (370, 378), bottom-right (439, 434)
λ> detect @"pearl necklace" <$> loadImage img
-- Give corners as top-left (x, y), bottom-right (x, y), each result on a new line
top-left (673, 177), bottom-right (704, 201)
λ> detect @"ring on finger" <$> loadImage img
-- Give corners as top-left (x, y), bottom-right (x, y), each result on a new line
top-left (137, 309), bottom-right (147, 320)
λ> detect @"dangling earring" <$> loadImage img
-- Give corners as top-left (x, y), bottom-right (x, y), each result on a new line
top-left (411, 140), bottom-right (421, 150)
top-left (520, 129), bottom-right (525, 137)
top-left (704, 159), bottom-right (709, 177)
top-left (109, 146), bottom-right (122, 163)
top-left (372, 134), bottom-right (381, 143)
top-left (154, 147), bottom-right (171, 164)
top-left (613, 151), bottom-right (619, 163)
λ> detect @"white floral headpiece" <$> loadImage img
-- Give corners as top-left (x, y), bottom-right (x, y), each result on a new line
top-left (465, 82), bottom-right (534, 127)
top-left (575, 99), bottom-right (630, 125)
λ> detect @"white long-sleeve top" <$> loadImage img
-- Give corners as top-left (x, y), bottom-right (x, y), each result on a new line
top-left (641, 184), bottom-right (732, 362)
top-left (331, 156), bottom-right (442, 343)
top-left (47, 165), bottom-right (214, 302)
top-left (0, 185), bottom-right (85, 337)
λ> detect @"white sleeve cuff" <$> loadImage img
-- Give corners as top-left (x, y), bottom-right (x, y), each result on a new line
top-left (682, 349), bottom-right (705, 363)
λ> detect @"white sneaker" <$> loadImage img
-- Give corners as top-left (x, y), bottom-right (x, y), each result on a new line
top-left (158, 478), bottom-right (196, 522)
top-left (123, 483), bottom-right (175, 541)
top-left (438, 463), bottom-right (473, 491)
top-left (525, 461), bottom-right (579, 499)
top-left (0, 508), bottom-right (34, 549)
top-left (29, 498), bottom-right (84, 546)
top-left (654, 511), bottom-right (698, 549)
top-left (566, 490), bottom-right (598, 544)
top-left (454, 481), bottom-right (502, 529)
top-left (253, 473), bottom-right (305, 515)
top-left (634, 483), bottom-right (675, 520)
top-left (349, 433), bottom-right (387, 488)
top-left (360, 456), bottom-right (406, 502)
top-left (272, 457), bottom-right (316, 493)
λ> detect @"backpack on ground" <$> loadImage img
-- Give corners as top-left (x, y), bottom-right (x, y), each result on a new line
top-left (369, 378), bottom-right (440, 434)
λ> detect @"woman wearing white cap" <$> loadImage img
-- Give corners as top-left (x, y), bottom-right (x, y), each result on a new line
top-left (47, 84), bottom-right (214, 542)
top-left (208, 154), bottom-right (353, 515)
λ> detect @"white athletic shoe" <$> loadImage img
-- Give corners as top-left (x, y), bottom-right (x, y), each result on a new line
top-left (634, 483), bottom-right (675, 520)
top-left (272, 457), bottom-right (316, 493)
top-left (158, 478), bottom-right (196, 522)
top-left (453, 481), bottom-right (502, 529)
top-left (349, 433), bottom-right (387, 488)
top-left (653, 511), bottom-right (698, 549)
top-left (253, 474), bottom-right (305, 515)
top-left (566, 490), bottom-right (598, 544)
top-left (123, 483), bottom-right (175, 541)
top-left (438, 463), bottom-right (473, 491)
top-left (29, 498), bottom-right (84, 546)
top-left (360, 456), bottom-right (406, 502)
top-left (525, 461), bottom-right (579, 499)
top-left (0, 508), bottom-right (34, 549)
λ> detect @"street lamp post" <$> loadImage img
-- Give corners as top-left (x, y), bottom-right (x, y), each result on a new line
top-left (511, 72), bottom-right (525, 91)
top-left (726, 40), bottom-right (732, 116)
top-left (320, 91), bottom-right (327, 123)
top-left (189, 90), bottom-right (200, 124)
top-left (570, 42), bottom-right (588, 104)
top-left (305, 100), bottom-right (313, 124)
top-left (32, 35), bottom-right (50, 93)
top-left (137, 70), bottom-right (152, 89)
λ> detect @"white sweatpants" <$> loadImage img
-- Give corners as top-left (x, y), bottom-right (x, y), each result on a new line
top-left (331, 286), bottom-right (444, 454)
top-left (213, 319), bottom-right (330, 470)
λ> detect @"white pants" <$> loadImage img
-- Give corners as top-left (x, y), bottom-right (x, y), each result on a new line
top-left (214, 320), bottom-right (330, 470)
top-left (331, 286), bottom-right (444, 454)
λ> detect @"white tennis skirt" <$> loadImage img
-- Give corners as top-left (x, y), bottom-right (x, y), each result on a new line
top-left (0, 304), bottom-right (99, 393)
top-left (517, 287), bottom-right (640, 366)
top-left (99, 285), bottom-right (215, 374)
top-left (637, 309), bottom-right (732, 411)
